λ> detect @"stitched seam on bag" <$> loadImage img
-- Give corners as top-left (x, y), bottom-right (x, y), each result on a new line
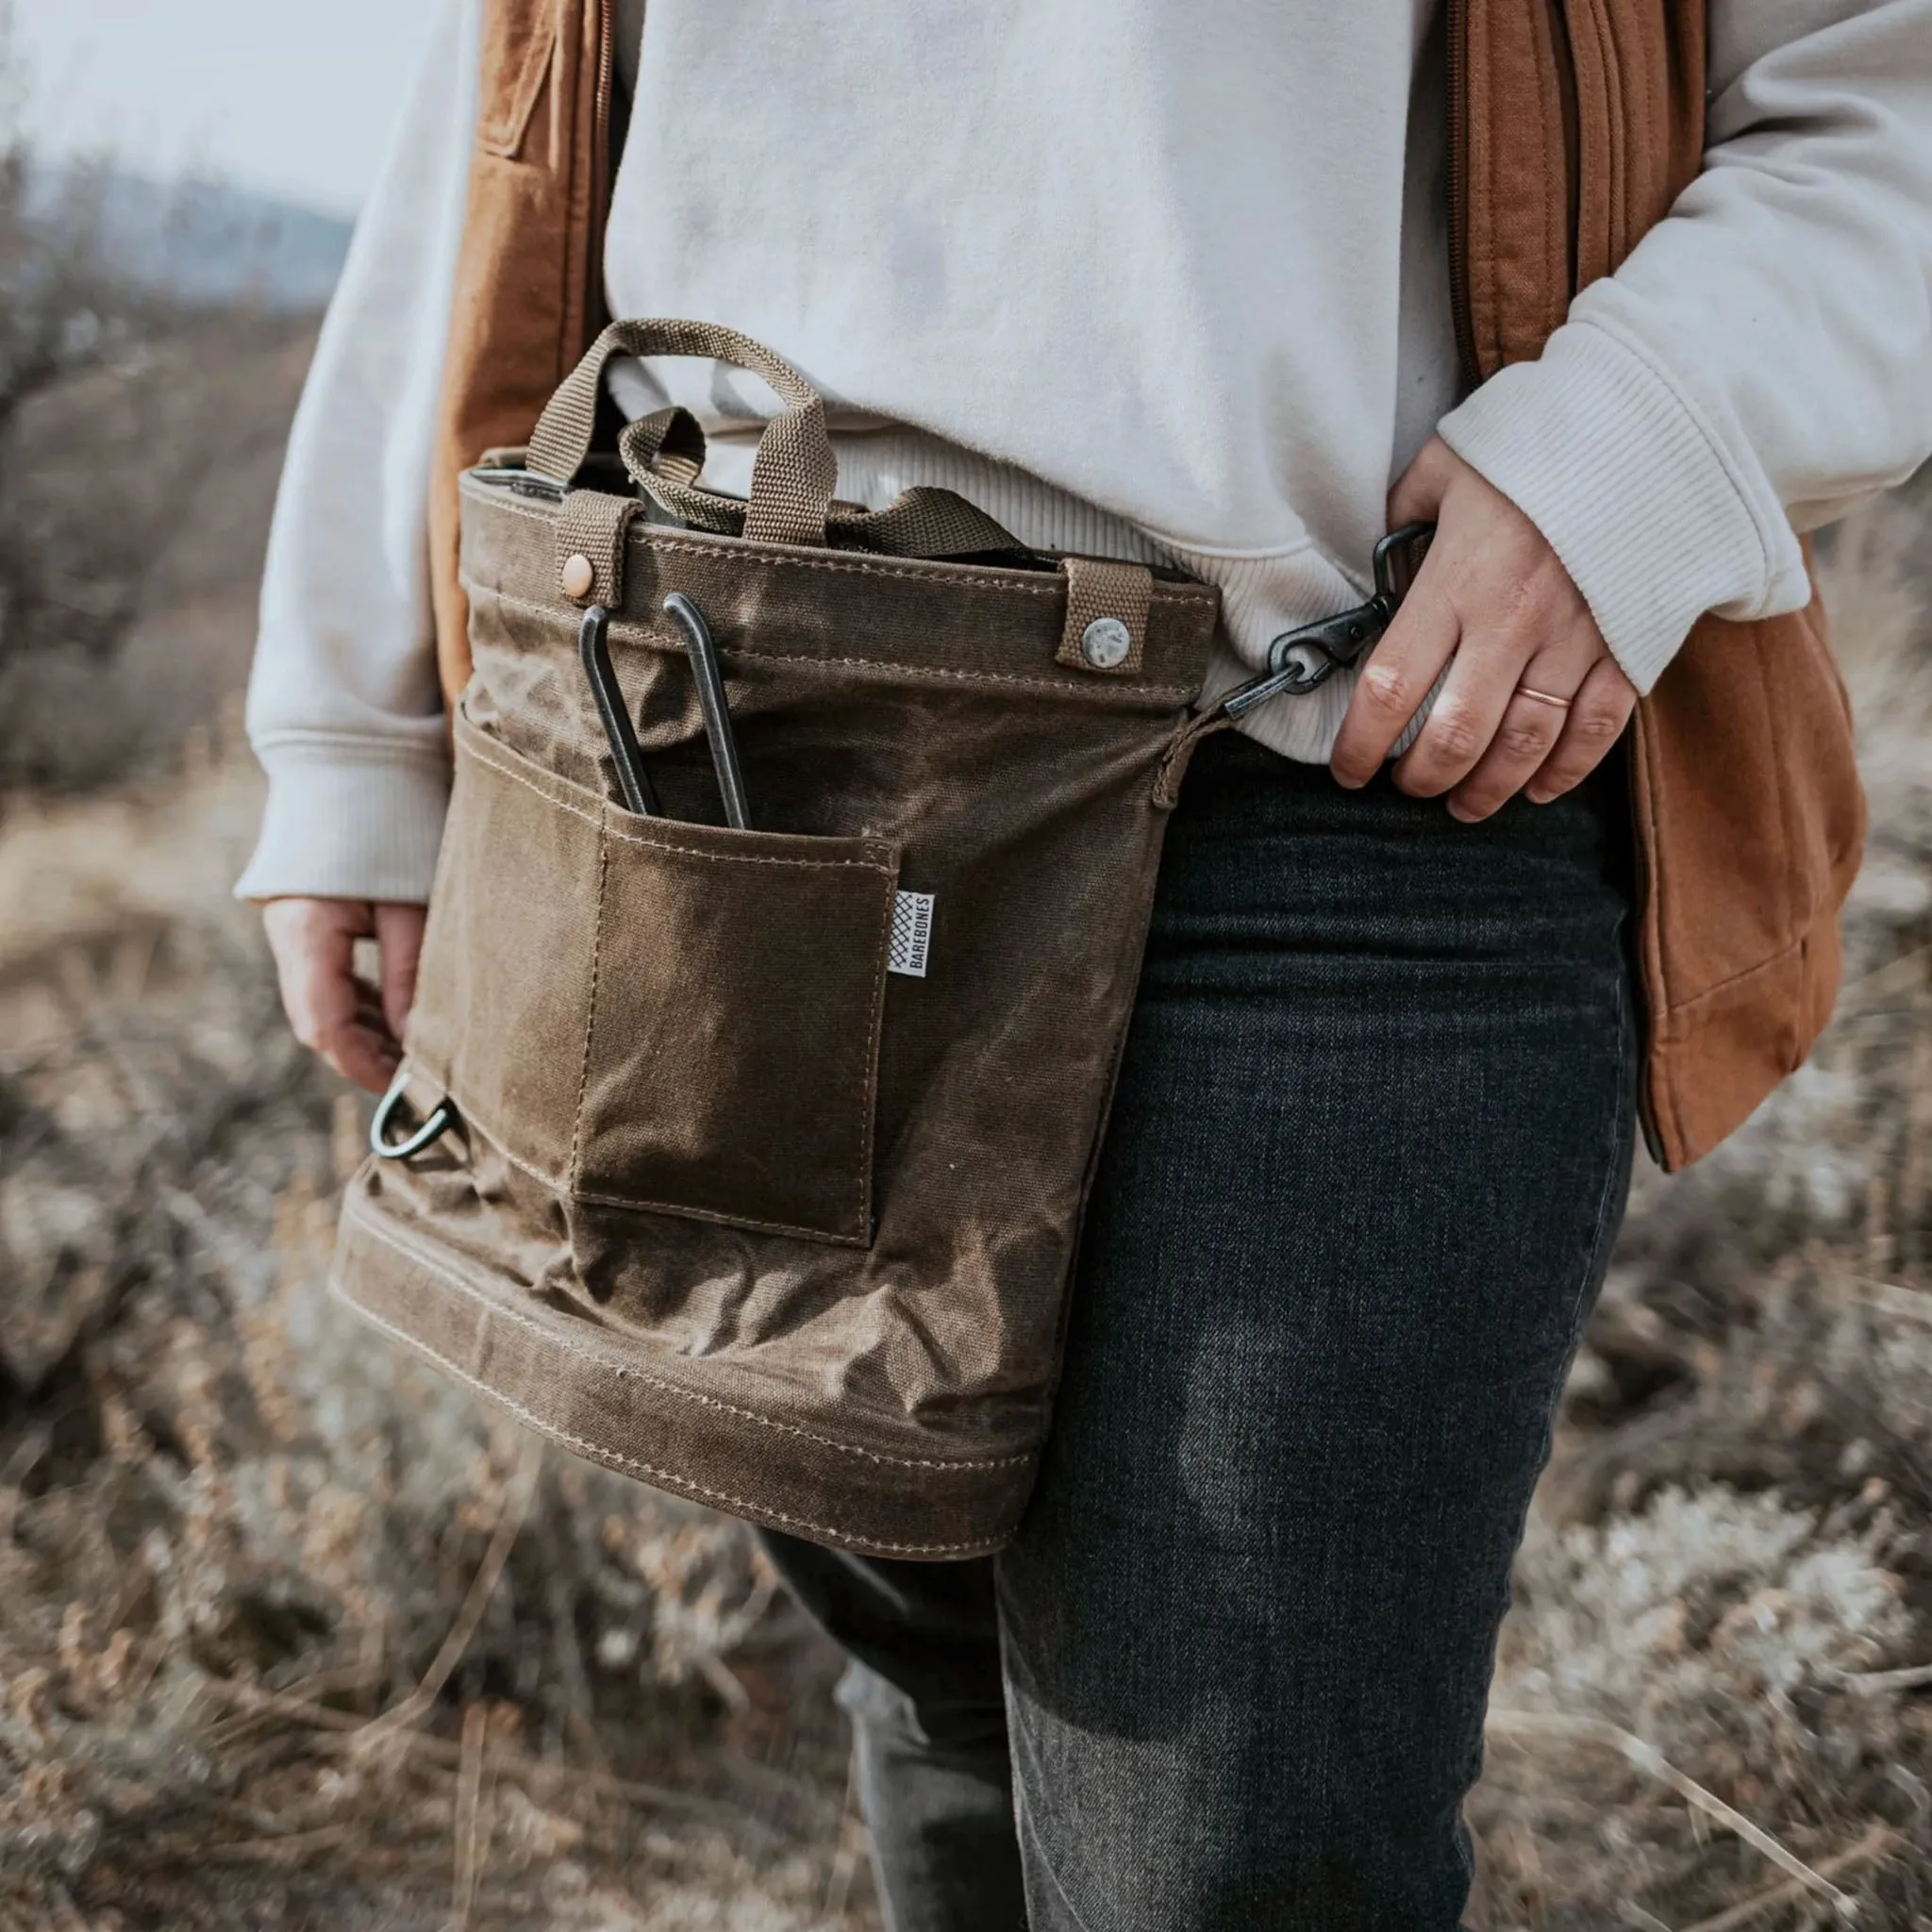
top-left (853, 858), bottom-right (894, 1239)
top-left (334, 1282), bottom-right (1007, 1555)
top-left (338, 1199), bottom-right (1035, 1474)
top-left (603, 819), bottom-right (893, 872)
top-left (461, 494), bottom-right (1218, 608)
top-left (568, 833), bottom-right (608, 1190)
top-left (463, 730), bottom-right (895, 872)
top-left (432, 1089), bottom-right (565, 1191)
top-left (566, 1185), bottom-right (869, 1243)
top-left (464, 578), bottom-right (1201, 702)
top-left (439, 1081), bottom-right (874, 1244)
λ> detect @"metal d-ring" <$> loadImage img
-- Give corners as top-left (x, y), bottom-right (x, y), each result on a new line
top-left (369, 1068), bottom-right (457, 1160)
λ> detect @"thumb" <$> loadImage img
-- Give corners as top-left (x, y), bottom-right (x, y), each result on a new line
top-left (374, 902), bottom-right (428, 1043)
top-left (1388, 434), bottom-right (1457, 529)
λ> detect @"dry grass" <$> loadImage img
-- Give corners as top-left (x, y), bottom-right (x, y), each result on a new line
top-left (1, 333), bottom-right (1930, 1926)
top-left (0, 313), bottom-right (318, 794)
top-left (0, 714), bottom-right (873, 1930)
top-left (1466, 482), bottom-right (1932, 1931)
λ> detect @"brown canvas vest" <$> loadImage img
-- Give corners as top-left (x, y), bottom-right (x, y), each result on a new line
top-left (426, 0), bottom-right (1866, 1173)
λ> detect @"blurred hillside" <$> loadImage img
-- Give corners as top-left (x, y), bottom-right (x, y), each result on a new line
top-left (0, 310), bottom-right (319, 791)
top-left (0, 268), bottom-right (1929, 1927)
top-left (40, 172), bottom-right (355, 311)
top-left (0, 308), bottom-right (876, 1929)
top-left (0, 128), bottom-right (348, 793)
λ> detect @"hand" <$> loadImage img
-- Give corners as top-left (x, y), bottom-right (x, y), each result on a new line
top-left (262, 898), bottom-right (427, 1094)
top-left (1329, 436), bottom-right (1638, 820)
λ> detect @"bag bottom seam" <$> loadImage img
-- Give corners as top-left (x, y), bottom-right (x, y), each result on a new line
top-left (338, 1189), bottom-right (1036, 1474)
top-left (334, 1274), bottom-right (1007, 1557)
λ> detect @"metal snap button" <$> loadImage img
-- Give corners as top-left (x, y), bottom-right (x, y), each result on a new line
top-left (1080, 616), bottom-right (1131, 670)
top-left (560, 552), bottom-right (596, 599)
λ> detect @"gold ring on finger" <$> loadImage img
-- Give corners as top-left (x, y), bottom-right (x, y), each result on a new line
top-left (1515, 684), bottom-right (1573, 710)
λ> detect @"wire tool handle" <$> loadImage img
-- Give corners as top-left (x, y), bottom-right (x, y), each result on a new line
top-left (577, 604), bottom-right (660, 816)
top-left (664, 591), bottom-right (752, 831)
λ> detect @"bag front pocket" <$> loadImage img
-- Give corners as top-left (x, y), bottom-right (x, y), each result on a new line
top-left (410, 712), bottom-right (899, 1245)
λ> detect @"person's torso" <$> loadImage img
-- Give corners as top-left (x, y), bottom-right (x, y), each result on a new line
top-left (600, 0), bottom-right (1457, 758)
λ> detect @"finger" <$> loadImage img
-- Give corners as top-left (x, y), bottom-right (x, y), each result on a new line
top-left (261, 899), bottom-right (398, 1093)
top-left (1524, 658), bottom-right (1640, 803)
top-left (313, 1016), bottom-right (403, 1095)
top-left (1329, 576), bottom-right (1462, 788)
top-left (1390, 618), bottom-right (1542, 799)
top-left (264, 901), bottom-right (365, 1055)
top-left (375, 902), bottom-right (428, 1042)
top-left (1441, 687), bottom-right (1569, 822)
top-left (1387, 434), bottom-right (1457, 529)
top-left (1441, 637), bottom-right (1601, 822)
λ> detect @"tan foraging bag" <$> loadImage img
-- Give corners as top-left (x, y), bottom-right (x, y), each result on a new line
top-left (334, 322), bottom-right (1221, 1557)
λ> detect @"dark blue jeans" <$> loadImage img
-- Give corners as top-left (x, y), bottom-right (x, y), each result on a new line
top-left (762, 730), bottom-right (1638, 1931)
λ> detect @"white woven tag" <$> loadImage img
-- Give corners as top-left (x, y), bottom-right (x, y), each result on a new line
top-left (889, 891), bottom-right (935, 977)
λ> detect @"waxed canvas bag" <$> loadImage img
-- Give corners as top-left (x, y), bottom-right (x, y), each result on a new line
top-left (333, 321), bottom-right (1222, 1557)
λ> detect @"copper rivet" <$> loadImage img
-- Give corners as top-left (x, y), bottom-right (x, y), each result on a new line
top-left (560, 553), bottom-right (595, 599)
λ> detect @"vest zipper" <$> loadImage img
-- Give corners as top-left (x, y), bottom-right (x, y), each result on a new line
top-left (1445, 0), bottom-right (1479, 394)
top-left (1627, 752), bottom-right (1670, 1169)
top-left (588, 0), bottom-right (617, 341)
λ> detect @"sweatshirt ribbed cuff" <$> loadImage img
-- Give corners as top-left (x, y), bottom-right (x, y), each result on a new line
top-left (1438, 322), bottom-right (1786, 694)
top-left (236, 740), bottom-right (451, 904)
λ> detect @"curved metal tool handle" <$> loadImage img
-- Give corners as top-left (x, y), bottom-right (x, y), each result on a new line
top-left (664, 591), bottom-right (751, 831)
top-left (578, 605), bottom-right (660, 817)
top-left (1371, 521), bottom-right (1435, 606)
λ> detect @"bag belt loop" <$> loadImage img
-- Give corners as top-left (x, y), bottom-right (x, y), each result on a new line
top-left (557, 489), bottom-right (642, 607)
top-left (1057, 558), bottom-right (1153, 677)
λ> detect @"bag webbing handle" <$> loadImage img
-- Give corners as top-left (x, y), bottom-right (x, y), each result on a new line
top-left (531, 317), bottom-right (1029, 560)
top-left (527, 318), bottom-right (838, 548)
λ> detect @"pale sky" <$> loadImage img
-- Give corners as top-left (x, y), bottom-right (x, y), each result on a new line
top-left (14, 0), bottom-right (441, 217)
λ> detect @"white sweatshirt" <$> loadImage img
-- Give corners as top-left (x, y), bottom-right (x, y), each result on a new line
top-left (238, 0), bottom-right (1932, 904)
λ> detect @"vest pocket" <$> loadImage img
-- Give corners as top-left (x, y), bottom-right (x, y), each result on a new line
top-left (406, 710), bottom-right (897, 1247)
top-left (476, 0), bottom-right (558, 161)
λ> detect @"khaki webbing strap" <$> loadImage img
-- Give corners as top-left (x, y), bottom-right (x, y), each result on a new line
top-left (528, 318), bottom-right (1027, 562)
top-left (1056, 558), bottom-right (1153, 676)
top-left (528, 319), bottom-right (819, 478)
top-left (528, 318), bottom-right (836, 548)
top-left (741, 395), bottom-right (838, 549)
top-left (556, 489), bottom-right (641, 606)
top-left (827, 487), bottom-right (1021, 559)
top-left (625, 404), bottom-right (706, 488)
top-left (609, 423), bottom-right (1026, 559)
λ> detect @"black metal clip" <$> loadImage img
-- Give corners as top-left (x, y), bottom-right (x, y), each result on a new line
top-left (1221, 522), bottom-right (1435, 720)
top-left (579, 604), bottom-right (662, 817)
top-left (663, 592), bottom-right (752, 831)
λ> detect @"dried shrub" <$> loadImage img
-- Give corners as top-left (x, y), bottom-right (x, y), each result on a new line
top-left (1468, 478), bottom-right (1932, 1930)
top-left (0, 745), bottom-right (869, 1930)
